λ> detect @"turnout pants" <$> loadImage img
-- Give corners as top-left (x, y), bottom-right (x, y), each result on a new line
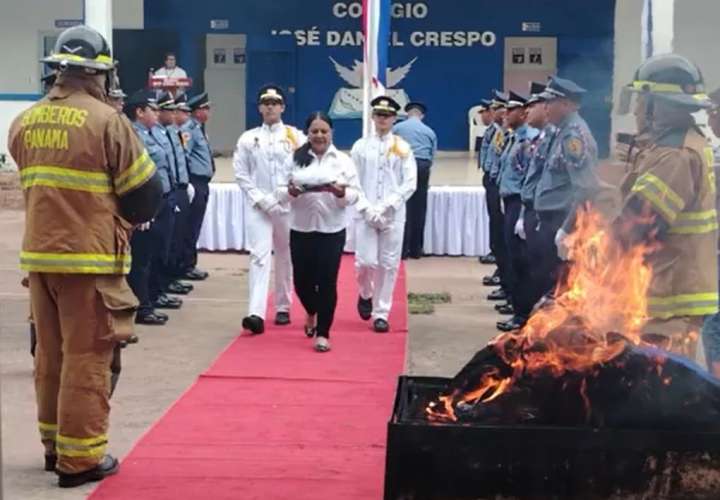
top-left (355, 217), bottom-right (404, 321)
top-left (643, 316), bottom-right (703, 360)
top-left (245, 205), bottom-right (293, 319)
top-left (403, 159), bottom-right (431, 257)
top-left (30, 273), bottom-right (137, 474)
top-left (183, 175), bottom-right (211, 272)
top-left (290, 229), bottom-right (346, 338)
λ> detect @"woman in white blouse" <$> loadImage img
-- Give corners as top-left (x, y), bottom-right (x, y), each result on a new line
top-left (278, 112), bottom-right (360, 352)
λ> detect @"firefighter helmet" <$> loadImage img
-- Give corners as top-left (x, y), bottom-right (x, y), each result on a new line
top-left (624, 54), bottom-right (711, 111)
top-left (41, 25), bottom-right (115, 72)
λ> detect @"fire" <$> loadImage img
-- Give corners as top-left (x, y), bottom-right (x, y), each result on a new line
top-left (428, 206), bottom-right (655, 422)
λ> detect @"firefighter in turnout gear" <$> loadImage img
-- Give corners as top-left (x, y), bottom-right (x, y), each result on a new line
top-left (7, 25), bottom-right (163, 488)
top-left (617, 54), bottom-right (718, 359)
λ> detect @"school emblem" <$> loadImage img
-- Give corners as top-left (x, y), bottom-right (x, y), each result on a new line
top-left (327, 57), bottom-right (417, 119)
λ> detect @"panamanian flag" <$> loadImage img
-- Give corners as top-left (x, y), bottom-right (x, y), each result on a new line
top-left (362, 0), bottom-right (391, 137)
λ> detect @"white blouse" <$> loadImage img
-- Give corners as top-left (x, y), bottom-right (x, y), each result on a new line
top-left (277, 145), bottom-right (360, 233)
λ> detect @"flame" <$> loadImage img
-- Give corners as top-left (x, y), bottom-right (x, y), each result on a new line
top-left (429, 206), bottom-right (655, 422)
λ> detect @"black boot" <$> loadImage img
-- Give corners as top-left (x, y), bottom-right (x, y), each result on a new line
top-left (274, 311), bottom-right (291, 325)
top-left (57, 455), bottom-right (119, 488)
top-left (373, 318), bottom-right (390, 333)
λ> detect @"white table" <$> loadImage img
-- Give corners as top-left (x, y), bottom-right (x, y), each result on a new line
top-left (198, 183), bottom-right (490, 257)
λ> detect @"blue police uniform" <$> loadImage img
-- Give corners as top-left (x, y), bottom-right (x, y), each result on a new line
top-left (128, 120), bottom-right (173, 319)
top-left (497, 91), bottom-right (541, 325)
top-left (180, 92), bottom-right (214, 277)
top-left (532, 77), bottom-right (604, 305)
top-left (483, 92), bottom-right (512, 300)
top-left (164, 122), bottom-right (192, 282)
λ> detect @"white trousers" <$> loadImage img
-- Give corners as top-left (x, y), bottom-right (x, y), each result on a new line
top-left (354, 218), bottom-right (404, 320)
top-left (245, 206), bottom-right (293, 319)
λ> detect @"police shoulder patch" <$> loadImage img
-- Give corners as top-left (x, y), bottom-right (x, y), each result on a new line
top-left (562, 134), bottom-right (585, 164)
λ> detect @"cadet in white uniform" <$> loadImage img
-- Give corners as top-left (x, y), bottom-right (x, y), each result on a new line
top-left (233, 85), bottom-right (306, 334)
top-left (352, 96), bottom-right (417, 332)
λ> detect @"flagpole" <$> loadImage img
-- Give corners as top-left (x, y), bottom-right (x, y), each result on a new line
top-left (362, 0), bottom-right (390, 138)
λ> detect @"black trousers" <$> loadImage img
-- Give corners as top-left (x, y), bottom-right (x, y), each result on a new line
top-left (532, 209), bottom-right (569, 302)
top-left (523, 206), bottom-right (543, 314)
top-left (182, 175), bottom-right (210, 272)
top-left (403, 159), bottom-right (431, 257)
top-left (484, 176), bottom-right (511, 291)
top-left (128, 193), bottom-right (175, 314)
top-left (148, 191), bottom-right (177, 301)
top-left (502, 195), bottom-right (532, 318)
top-left (169, 185), bottom-right (191, 279)
top-left (290, 229), bottom-right (346, 339)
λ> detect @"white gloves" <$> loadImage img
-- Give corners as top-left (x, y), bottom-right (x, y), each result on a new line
top-left (256, 193), bottom-right (278, 212)
top-left (500, 198), bottom-right (505, 215)
top-left (554, 228), bottom-right (570, 260)
top-left (363, 207), bottom-right (388, 230)
top-left (187, 183), bottom-right (196, 204)
top-left (266, 203), bottom-right (287, 217)
top-left (137, 221), bottom-right (152, 231)
top-left (514, 218), bottom-right (526, 240)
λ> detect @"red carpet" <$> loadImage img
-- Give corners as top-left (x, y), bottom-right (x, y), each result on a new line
top-left (90, 256), bottom-right (407, 500)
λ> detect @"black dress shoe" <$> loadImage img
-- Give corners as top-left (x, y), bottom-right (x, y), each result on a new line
top-left (487, 289), bottom-right (508, 301)
top-left (482, 275), bottom-right (501, 287)
top-left (45, 454), bottom-right (57, 472)
top-left (242, 315), bottom-right (265, 334)
top-left (135, 312), bottom-right (168, 325)
top-left (373, 318), bottom-right (390, 333)
top-left (479, 254), bottom-right (496, 264)
top-left (357, 296), bottom-right (373, 320)
top-left (275, 311), bottom-right (290, 325)
top-left (496, 315), bottom-right (527, 332)
top-left (57, 454), bottom-right (119, 488)
top-left (154, 294), bottom-right (183, 309)
top-left (184, 268), bottom-right (209, 281)
top-left (496, 303), bottom-right (514, 315)
top-left (166, 281), bottom-right (192, 295)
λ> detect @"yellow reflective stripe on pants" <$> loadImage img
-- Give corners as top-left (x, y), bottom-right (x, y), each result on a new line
top-left (648, 292), bottom-right (719, 319)
top-left (21, 165), bottom-right (113, 193)
top-left (631, 173), bottom-right (684, 223)
top-left (20, 251), bottom-right (131, 274)
top-left (39, 422), bottom-right (58, 441)
top-left (114, 150), bottom-right (156, 195)
top-left (669, 209), bottom-right (719, 234)
top-left (56, 433), bottom-right (108, 459)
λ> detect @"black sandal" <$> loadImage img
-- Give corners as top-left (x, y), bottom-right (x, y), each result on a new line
top-left (304, 325), bottom-right (317, 338)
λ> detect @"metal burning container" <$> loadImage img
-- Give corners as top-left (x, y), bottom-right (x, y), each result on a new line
top-left (384, 375), bottom-right (720, 500)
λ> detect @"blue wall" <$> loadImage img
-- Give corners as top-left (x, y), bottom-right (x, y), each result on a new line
top-left (144, 0), bottom-right (616, 154)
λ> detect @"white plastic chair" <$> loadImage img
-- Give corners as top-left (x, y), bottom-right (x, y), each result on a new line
top-left (468, 105), bottom-right (486, 152)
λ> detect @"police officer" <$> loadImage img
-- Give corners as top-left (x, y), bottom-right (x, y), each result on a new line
top-left (392, 101), bottom-right (437, 259)
top-left (518, 82), bottom-right (558, 315)
top-left (616, 54), bottom-right (718, 360)
top-left (352, 96), bottom-right (417, 333)
top-left (485, 91), bottom-right (512, 305)
top-left (180, 92), bottom-right (214, 281)
top-left (125, 90), bottom-right (173, 325)
top-left (477, 98), bottom-right (500, 269)
top-left (532, 76), bottom-right (607, 302)
top-left (159, 92), bottom-right (194, 296)
top-left (151, 91), bottom-right (189, 305)
top-left (233, 85), bottom-right (306, 334)
top-left (496, 91), bottom-right (539, 331)
top-left (8, 25), bottom-right (163, 487)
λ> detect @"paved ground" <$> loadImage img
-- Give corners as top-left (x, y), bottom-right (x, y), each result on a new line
top-left (0, 208), bottom-right (500, 499)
